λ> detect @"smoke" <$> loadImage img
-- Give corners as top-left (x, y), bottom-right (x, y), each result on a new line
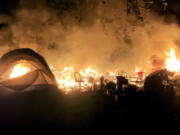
top-left (0, 0), bottom-right (180, 73)
top-left (150, 55), bottom-right (165, 72)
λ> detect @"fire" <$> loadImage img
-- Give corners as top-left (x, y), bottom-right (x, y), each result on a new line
top-left (80, 66), bottom-right (100, 79)
top-left (55, 67), bottom-right (76, 89)
top-left (166, 48), bottom-right (180, 72)
top-left (53, 66), bottom-right (102, 91)
top-left (9, 63), bottom-right (31, 79)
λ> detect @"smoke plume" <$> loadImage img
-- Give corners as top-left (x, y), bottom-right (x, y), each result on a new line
top-left (0, 0), bottom-right (180, 73)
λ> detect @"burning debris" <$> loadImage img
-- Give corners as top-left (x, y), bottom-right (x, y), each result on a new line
top-left (53, 66), bottom-right (103, 92)
top-left (51, 65), bottom-right (145, 93)
top-left (46, 47), bottom-right (180, 94)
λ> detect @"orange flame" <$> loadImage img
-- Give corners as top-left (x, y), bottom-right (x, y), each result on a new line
top-left (54, 66), bottom-right (102, 91)
top-left (166, 48), bottom-right (180, 72)
top-left (80, 66), bottom-right (100, 79)
top-left (9, 63), bottom-right (31, 79)
top-left (55, 67), bottom-right (76, 89)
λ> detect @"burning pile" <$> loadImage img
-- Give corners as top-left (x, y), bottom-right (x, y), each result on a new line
top-left (55, 67), bottom-right (76, 91)
top-left (53, 66), bottom-right (103, 91)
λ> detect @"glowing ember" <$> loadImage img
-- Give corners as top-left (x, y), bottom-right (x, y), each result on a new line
top-left (166, 48), bottom-right (180, 72)
top-left (9, 63), bottom-right (31, 79)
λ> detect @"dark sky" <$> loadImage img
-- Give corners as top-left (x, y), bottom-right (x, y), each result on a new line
top-left (0, 0), bottom-right (180, 23)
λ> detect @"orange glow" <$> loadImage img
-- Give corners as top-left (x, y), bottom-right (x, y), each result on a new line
top-left (9, 63), bottom-right (31, 79)
top-left (166, 48), bottom-right (180, 72)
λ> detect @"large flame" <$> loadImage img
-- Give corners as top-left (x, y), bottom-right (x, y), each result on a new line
top-left (54, 66), bottom-right (103, 91)
top-left (166, 48), bottom-right (180, 72)
top-left (80, 66), bottom-right (100, 79)
top-left (56, 67), bottom-right (76, 89)
top-left (9, 63), bottom-right (31, 79)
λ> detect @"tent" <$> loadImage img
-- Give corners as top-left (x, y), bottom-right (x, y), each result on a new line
top-left (0, 48), bottom-right (57, 93)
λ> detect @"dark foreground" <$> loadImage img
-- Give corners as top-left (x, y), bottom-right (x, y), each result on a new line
top-left (0, 84), bottom-right (179, 132)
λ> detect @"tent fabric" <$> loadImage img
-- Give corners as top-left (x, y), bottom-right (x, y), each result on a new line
top-left (0, 48), bottom-right (55, 81)
top-left (0, 70), bottom-right (38, 90)
top-left (0, 48), bottom-right (57, 91)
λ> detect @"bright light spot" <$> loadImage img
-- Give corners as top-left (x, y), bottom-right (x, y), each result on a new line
top-left (9, 63), bottom-right (31, 79)
top-left (135, 67), bottom-right (140, 73)
top-left (109, 72), bottom-right (116, 76)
